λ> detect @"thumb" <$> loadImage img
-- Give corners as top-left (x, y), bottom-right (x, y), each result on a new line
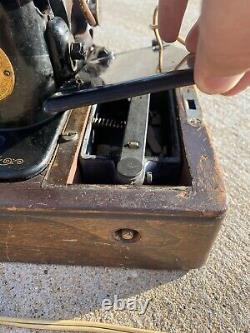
top-left (195, 40), bottom-right (245, 95)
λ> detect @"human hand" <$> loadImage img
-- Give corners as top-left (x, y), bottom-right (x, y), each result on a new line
top-left (158, 0), bottom-right (250, 95)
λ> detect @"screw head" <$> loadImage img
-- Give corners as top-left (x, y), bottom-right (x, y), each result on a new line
top-left (60, 131), bottom-right (78, 143)
top-left (113, 229), bottom-right (140, 243)
top-left (3, 70), bottom-right (11, 76)
top-left (126, 141), bottom-right (140, 150)
top-left (121, 229), bottom-right (135, 241)
top-left (189, 118), bottom-right (202, 127)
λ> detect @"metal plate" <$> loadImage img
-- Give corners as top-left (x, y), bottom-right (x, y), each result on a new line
top-left (181, 86), bottom-right (203, 127)
top-left (44, 44), bottom-right (194, 114)
top-left (0, 49), bottom-right (15, 102)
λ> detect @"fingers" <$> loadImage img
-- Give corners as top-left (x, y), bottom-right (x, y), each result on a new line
top-left (158, 0), bottom-right (250, 95)
top-left (158, 0), bottom-right (188, 42)
top-left (223, 72), bottom-right (250, 96)
top-left (196, 72), bottom-right (245, 95)
top-left (194, 0), bottom-right (250, 94)
top-left (185, 20), bottom-right (199, 53)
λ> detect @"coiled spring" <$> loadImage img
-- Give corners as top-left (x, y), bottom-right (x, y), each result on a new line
top-left (92, 117), bottom-right (127, 129)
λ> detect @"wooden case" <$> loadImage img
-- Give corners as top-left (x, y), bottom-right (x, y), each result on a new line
top-left (0, 87), bottom-right (226, 270)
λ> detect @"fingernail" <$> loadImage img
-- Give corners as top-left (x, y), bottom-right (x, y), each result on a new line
top-left (196, 74), bottom-right (244, 95)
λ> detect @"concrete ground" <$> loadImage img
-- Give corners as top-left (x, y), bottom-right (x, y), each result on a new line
top-left (0, 1), bottom-right (249, 332)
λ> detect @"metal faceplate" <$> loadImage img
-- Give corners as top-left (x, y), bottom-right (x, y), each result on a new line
top-left (0, 49), bottom-right (15, 102)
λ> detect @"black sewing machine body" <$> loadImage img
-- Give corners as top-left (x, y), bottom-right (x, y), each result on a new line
top-left (0, 0), bottom-right (226, 269)
top-left (0, 0), bottom-right (96, 179)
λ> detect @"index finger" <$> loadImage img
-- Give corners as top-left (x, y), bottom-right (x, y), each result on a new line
top-left (158, 0), bottom-right (188, 42)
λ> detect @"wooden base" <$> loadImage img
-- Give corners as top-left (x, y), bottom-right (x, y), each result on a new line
top-left (0, 87), bottom-right (226, 270)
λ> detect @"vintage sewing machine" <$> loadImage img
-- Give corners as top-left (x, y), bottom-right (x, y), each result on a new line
top-left (0, 0), bottom-right (226, 269)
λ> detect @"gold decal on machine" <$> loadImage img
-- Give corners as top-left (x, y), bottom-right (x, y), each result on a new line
top-left (0, 156), bottom-right (24, 166)
top-left (0, 49), bottom-right (15, 101)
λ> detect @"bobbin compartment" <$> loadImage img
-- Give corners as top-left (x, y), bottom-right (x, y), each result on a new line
top-left (79, 90), bottom-right (187, 186)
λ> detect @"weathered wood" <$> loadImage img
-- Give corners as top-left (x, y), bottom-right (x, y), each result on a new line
top-left (0, 87), bottom-right (226, 269)
top-left (46, 107), bottom-right (91, 185)
top-left (0, 213), bottom-right (221, 269)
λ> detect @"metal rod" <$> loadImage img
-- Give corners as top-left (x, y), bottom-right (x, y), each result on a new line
top-left (117, 95), bottom-right (150, 185)
top-left (43, 70), bottom-right (194, 115)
